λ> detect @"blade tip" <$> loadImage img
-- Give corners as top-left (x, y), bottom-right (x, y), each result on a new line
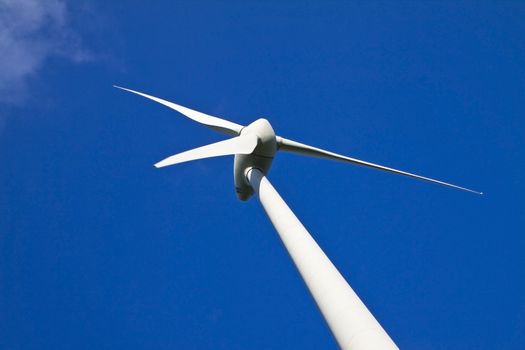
top-left (113, 85), bottom-right (131, 92)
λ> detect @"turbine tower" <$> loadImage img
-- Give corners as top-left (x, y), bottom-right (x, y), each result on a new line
top-left (115, 86), bottom-right (481, 350)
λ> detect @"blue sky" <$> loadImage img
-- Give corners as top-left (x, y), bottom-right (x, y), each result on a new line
top-left (1, 1), bottom-right (524, 349)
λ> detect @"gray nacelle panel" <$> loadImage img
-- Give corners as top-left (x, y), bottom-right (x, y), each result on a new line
top-left (234, 153), bottom-right (274, 201)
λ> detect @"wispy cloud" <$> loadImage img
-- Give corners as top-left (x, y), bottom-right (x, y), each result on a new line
top-left (0, 0), bottom-right (93, 103)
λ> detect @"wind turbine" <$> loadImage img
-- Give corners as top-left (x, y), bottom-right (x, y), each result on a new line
top-left (115, 86), bottom-right (481, 350)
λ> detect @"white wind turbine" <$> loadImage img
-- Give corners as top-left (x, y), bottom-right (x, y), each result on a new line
top-left (115, 86), bottom-right (481, 350)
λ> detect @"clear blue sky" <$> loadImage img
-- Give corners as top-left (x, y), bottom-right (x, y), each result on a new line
top-left (1, 1), bottom-right (524, 349)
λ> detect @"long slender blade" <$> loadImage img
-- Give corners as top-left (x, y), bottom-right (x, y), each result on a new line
top-left (114, 85), bottom-right (243, 136)
top-left (155, 134), bottom-right (258, 168)
top-left (277, 136), bottom-right (482, 194)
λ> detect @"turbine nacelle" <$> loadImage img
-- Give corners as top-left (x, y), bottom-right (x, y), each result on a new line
top-left (114, 85), bottom-right (482, 197)
top-left (234, 118), bottom-right (277, 200)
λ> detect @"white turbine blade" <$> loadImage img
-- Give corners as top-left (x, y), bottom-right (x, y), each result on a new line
top-left (114, 85), bottom-right (243, 136)
top-left (155, 134), bottom-right (258, 168)
top-left (277, 136), bottom-right (482, 195)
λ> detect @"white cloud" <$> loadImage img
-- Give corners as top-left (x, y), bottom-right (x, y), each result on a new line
top-left (0, 0), bottom-right (92, 103)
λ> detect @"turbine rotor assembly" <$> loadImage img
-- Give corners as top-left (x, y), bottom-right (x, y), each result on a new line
top-left (114, 85), bottom-right (481, 199)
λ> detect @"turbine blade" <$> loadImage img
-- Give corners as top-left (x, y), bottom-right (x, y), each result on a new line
top-left (277, 136), bottom-right (482, 195)
top-left (114, 85), bottom-right (243, 136)
top-left (155, 134), bottom-right (258, 168)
